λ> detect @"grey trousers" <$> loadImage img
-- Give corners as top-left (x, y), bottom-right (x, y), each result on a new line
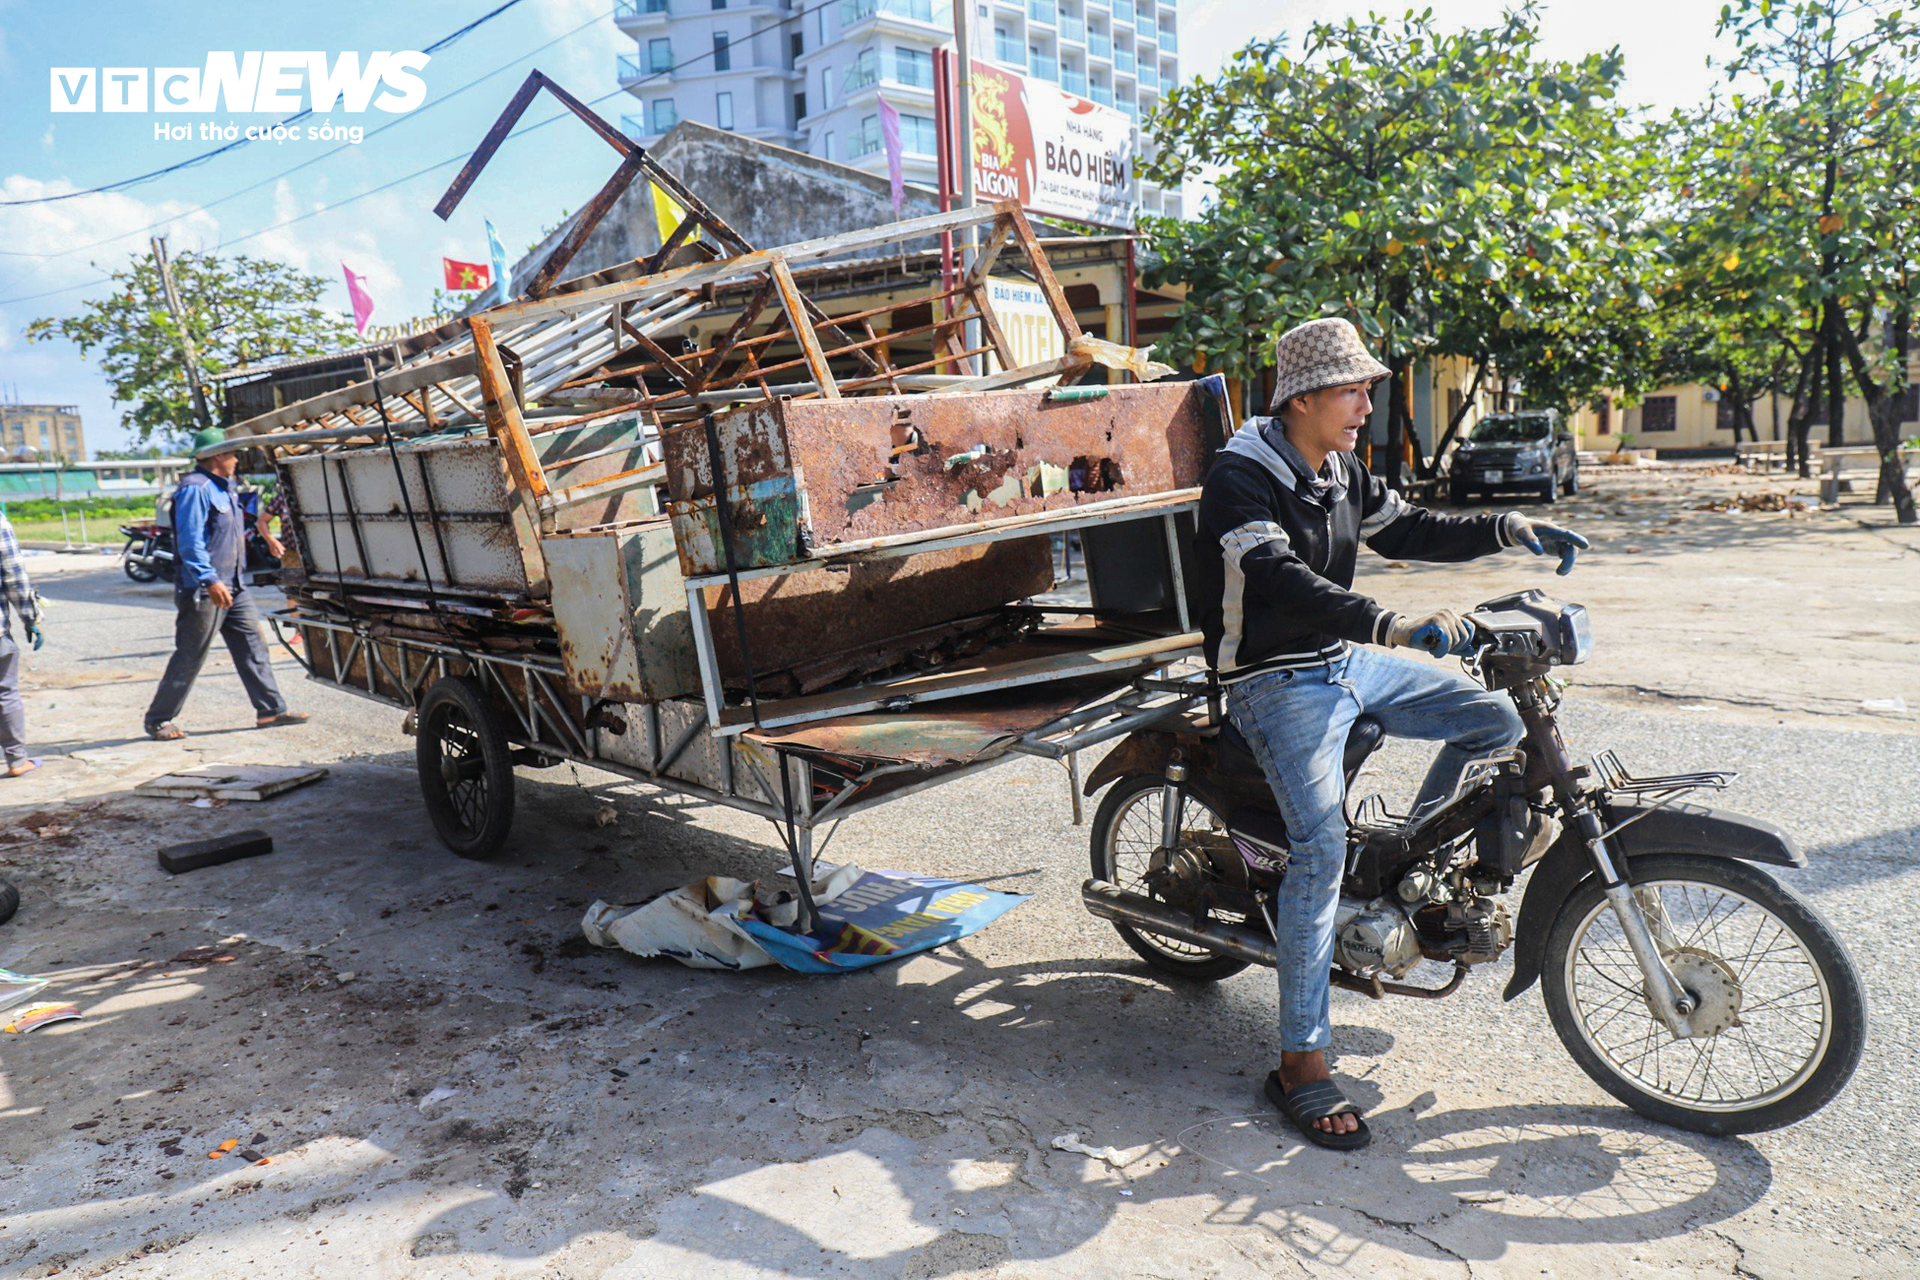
top-left (0, 636), bottom-right (25, 766)
top-left (144, 583), bottom-right (287, 730)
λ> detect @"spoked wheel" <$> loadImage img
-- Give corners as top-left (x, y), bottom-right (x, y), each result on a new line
top-left (1541, 854), bottom-right (1865, 1134)
top-left (1089, 774), bottom-right (1250, 981)
top-left (123, 549), bottom-right (158, 583)
top-left (414, 676), bottom-right (515, 860)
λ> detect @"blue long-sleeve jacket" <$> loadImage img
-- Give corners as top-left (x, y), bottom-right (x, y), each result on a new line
top-left (172, 468), bottom-right (241, 588)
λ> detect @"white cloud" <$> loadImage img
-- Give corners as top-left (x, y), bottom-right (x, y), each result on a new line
top-left (39, 123), bottom-right (52, 150)
top-left (246, 178), bottom-right (414, 326)
top-left (530, 0), bottom-right (624, 100)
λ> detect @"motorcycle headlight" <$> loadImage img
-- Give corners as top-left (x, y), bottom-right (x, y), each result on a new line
top-left (1556, 605), bottom-right (1593, 665)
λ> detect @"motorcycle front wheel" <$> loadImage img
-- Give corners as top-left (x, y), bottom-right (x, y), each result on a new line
top-left (1089, 774), bottom-right (1250, 982)
top-left (1540, 853), bottom-right (1865, 1134)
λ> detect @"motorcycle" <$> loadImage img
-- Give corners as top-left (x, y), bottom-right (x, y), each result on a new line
top-left (1082, 589), bottom-right (1865, 1135)
top-left (119, 520), bottom-right (281, 586)
top-left (118, 522), bottom-right (173, 583)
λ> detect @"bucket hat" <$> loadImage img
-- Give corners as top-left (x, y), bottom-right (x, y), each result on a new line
top-left (1269, 318), bottom-right (1390, 413)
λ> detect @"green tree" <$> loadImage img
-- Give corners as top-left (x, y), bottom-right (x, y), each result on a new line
top-left (25, 248), bottom-right (355, 451)
top-left (1687, 0), bottom-right (1919, 519)
top-left (1139, 6), bottom-right (1660, 485)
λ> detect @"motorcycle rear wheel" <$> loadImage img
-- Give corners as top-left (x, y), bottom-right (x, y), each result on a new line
top-left (1540, 853), bottom-right (1865, 1134)
top-left (123, 550), bottom-right (159, 583)
top-left (1089, 774), bottom-right (1251, 982)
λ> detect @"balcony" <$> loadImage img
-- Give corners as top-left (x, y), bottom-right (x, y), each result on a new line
top-left (615, 0), bottom-right (671, 18)
top-left (849, 126), bottom-right (883, 158)
top-left (1062, 66), bottom-right (1087, 95)
top-left (1030, 53), bottom-right (1059, 82)
top-left (653, 101), bottom-right (680, 132)
top-left (1135, 8), bottom-right (1154, 36)
top-left (1029, 0), bottom-right (1055, 22)
top-left (1060, 14), bottom-right (1085, 40)
top-left (894, 53), bottom-right (935, 87)
top-left (1157, 25), bottom-right (1175, 51)
top-left (844, 55), bottom-right (879, 92)
top-left (1090, 80), bottom-right (1112, 105)
top-left (1114, 45), bottom-right (1135, 73)
top-left (995, 36), bottom-right (1026, 68)
top-left (841, 0), bottom-right (947, 24)
top-left (1138, 64), bottom-right (1157, 91)
top-left (1113, 0), bottom-right (1134, 23)
top-left (1089, 33), bottom-right (1110, 58)
top-left (621, 113), bottom-right (650, 140)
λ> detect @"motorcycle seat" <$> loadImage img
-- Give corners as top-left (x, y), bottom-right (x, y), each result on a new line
top-left (1217, 714), bottom-right (1384, 791)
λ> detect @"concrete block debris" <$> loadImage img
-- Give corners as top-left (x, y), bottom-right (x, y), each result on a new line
top-left (136, 765), bottom-right (327, 802)
top-left (158, 830), bottom-right (274, 875)
top-left (583, 864), bottom-right (1026, 974)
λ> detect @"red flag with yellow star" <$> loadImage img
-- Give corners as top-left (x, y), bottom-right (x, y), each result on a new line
top-left (442, 258), bottom-right (491, 292)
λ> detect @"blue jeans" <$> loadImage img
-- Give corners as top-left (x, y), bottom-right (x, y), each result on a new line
top-left (1224, 647), bottom-right (1524, 1053)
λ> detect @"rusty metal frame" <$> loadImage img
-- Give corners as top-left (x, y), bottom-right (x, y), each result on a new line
top-left (433, 70), bottom-right (750, 298)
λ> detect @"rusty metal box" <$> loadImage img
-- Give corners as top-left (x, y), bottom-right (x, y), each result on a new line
top-left (661, 377), bottom-right (1227, 576)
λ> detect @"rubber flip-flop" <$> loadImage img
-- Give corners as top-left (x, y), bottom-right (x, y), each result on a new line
top-left (1265, 1071), bottom-right (1371, 1151)
top-left (4, 759), bottom-right (41, 778)
top-left (147, 724), bottom-right (186, 741)
top-left (254, 712), bottom-right (310, 729)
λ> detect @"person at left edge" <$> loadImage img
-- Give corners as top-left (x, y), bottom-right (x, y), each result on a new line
top-left (143, 429), bottom-right (308, 741)
top-left (0, 509), bottom-right (45, 777)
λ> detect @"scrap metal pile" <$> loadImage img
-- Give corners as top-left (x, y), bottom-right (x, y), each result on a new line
top-left (219, 73), bottom-right (1226, 744)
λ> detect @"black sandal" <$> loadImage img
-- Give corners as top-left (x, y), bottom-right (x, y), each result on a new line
top-left (1265, 1071), bottom-right (1371, 1151)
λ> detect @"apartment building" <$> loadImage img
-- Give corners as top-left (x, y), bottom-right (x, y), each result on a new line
top-left (616, 0), bottom-right (1182, 219)
top-left (0, 403), bottom-right (85, 461)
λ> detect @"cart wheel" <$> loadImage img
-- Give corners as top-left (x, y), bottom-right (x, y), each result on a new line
top-left (415, 676), bottom-right (515, 860)
top-left (0, 878), bottom-right (17, 927)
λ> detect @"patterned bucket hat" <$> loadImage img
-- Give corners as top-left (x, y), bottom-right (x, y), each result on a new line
top-left (1268, 318), bottom-right (1391, 412)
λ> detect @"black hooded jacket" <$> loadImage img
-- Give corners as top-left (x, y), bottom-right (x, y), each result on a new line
top-left (1191, 417), bottom-right (1514, 681)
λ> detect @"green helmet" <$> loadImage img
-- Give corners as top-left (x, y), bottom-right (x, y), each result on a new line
top-left (190, 427), bottom-right (227, 455)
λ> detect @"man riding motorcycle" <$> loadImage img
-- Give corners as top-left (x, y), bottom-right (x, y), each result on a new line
top-left (1190, 317), bottom-right (1588, 1149)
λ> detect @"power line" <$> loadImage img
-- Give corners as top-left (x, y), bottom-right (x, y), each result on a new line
top-left (0, 0), bottom-right (531, 208)
top-left (1, 0), bottom-right (832, 308)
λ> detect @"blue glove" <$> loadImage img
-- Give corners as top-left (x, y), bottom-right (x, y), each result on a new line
top-left (1505, 514), bottom-right (1589, 576)
top-left (27, 624), bottom-right (43, 652)
top-left (1385, 609), bottom-right (1472, 658)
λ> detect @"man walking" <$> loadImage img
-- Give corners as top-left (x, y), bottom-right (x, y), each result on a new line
top-left (0, 510), bottom-right (45, 778)
top-left (144, 431), bottom-right (307, 741)
top-left (1192, 318), bottom-right (1587, 1149)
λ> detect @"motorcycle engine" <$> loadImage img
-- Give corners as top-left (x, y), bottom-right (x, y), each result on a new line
top-left (1333, 897), bottom-right (1424, 978)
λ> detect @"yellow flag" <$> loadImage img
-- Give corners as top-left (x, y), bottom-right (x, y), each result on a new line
top-left (650, 182), bottom-right (701, 246)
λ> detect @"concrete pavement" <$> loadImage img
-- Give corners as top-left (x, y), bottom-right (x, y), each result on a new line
top-left (0, 467), bottom-right (1913, 1278)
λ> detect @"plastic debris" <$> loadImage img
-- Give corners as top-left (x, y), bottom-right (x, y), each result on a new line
top-left (3, 1002), bottom-right (78, 1034)
top-left (0, 967), bottom-right (49, 1016)
top-left (1863, 697), bottom-right (1908, 715)
top-left (1050, 1133), bottom-right (1128, 1168)
top-left (419, 1086), bottom-right (459, 1112)
top-left (208, 1139), bottom-right (240, 1159)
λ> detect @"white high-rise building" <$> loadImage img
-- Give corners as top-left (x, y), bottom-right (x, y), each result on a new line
top-left (616, 0), bottom-right (1183, 219)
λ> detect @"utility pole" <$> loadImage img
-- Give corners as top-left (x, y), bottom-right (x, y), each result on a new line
top-left (150, 236), bottom-right (213, 432)
top-left (951, 0), bottom-right (981, 372)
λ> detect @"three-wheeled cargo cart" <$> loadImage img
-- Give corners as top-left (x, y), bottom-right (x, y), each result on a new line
top-left (214, 95), bottom-right (1228, 931)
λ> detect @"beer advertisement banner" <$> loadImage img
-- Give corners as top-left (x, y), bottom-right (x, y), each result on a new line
top-left (970, 60), bottom-right (1135, 228)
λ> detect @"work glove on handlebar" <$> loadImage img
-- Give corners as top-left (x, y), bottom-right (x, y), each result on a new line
top-left (1503, 513), bottom-right (1589, 576)
top-left (1384, 609), bottom-right (1473, 659)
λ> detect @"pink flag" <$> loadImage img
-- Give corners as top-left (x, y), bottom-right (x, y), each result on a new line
top-left (876, 93), bottom-right (905, 215)
top-left (342, 262), bottom-right (375, 334)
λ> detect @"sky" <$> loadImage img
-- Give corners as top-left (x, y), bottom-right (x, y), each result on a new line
top-left (0, 0), bottom-right (1731, 456)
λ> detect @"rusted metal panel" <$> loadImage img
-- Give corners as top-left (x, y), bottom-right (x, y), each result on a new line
top-left (278, 434), bottom-right (532, 595)
top-left (699, 537), bottom-right (1055, 690)
top-left (663, 378), bottom-right (1222, 574)
top-left (545, 521), bottom-right (702, 703)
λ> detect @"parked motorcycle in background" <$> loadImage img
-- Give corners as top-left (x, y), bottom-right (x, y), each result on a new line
top-left (1082, 590), bottom-right (1866, 1135)
top-left (118, 522), bottom-right (173, 583)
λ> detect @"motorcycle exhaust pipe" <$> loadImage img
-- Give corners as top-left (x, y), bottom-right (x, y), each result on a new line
top-left (1081, 879), bottom-right (1277, 968)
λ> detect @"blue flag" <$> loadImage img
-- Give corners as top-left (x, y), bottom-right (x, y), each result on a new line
top-left (485, 218), bottom-right (510, 305)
